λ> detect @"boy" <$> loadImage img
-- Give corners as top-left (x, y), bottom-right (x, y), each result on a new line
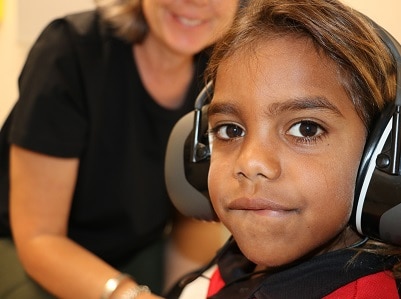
top-left (166, 0), bottom-right (401, 298)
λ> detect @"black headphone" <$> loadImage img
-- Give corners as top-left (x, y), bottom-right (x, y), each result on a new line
top-left (165, 19), bottom-right (401, 246)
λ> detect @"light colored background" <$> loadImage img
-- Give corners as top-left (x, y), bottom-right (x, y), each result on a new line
top-left (1, 0), bottom-right (401, 126)
top-left (0, 0), bottom-right (94, 125)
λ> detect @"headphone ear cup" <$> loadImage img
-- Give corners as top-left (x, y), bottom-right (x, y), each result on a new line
top-left (165, 110), bottom-right (217, 221)
top-left (349, 16), bottom-right (401, 246)
top-left (352, 104), bottom-right (401, 245)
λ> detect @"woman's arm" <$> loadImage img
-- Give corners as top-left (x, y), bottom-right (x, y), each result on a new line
top-left (9, 145), bottom-right (162, 299)
top-left (164, 211), bottom-right (229, 292)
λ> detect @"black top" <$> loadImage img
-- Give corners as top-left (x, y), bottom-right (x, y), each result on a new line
top-left (0, 11), bottom-right (209, 267)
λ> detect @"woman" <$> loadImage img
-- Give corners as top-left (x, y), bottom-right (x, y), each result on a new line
top-left (0, 0), bottom-right (242, 298)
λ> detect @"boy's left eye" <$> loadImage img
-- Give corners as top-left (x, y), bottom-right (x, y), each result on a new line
top-left (287, 120), bottom-right (324, 138)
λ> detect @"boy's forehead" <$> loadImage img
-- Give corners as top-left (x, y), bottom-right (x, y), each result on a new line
top-left (218, 34), bottom-right (322, 71)
top-left (212, 35), bottom-right (354, 118)
top-left (215, 35), bottom-right (332, 85)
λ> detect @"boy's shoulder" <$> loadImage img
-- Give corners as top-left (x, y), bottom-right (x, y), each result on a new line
top-left (324, 271), bottom-right (400, 298)
top-left (254, 249), bottom-right (399, 299)
top-left (209, 241), bottom-right (399, 299)
top-left (168, 240), bottom-right (400, 299)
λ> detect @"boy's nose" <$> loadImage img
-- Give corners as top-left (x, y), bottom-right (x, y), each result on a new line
top-left (234, 137), bottom-right (281, 182)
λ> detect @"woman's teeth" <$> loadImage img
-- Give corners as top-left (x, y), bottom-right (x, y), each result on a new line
top-left (178, 17), bottom-right (203, 27)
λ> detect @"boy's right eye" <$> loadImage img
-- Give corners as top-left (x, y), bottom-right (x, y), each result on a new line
top-left (210, 124), bottom-right (245, 140)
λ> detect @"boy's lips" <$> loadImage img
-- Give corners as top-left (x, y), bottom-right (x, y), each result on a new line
top-left (228, 197), bottom-right (296, 213)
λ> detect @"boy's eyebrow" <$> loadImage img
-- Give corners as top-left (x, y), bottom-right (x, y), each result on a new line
top-left (208, 102), bottom-right (241, 117)
top-left (267, 96), bottom-right (343, 117)
top-left (208, 96), bottom-right (343, 118)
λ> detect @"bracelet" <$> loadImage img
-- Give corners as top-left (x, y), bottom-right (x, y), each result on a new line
top-left (122, 285), bottom-right (151, 299)
top-left (101, 273), bottom-right (132, 299)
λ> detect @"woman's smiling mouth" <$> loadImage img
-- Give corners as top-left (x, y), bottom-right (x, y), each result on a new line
top-left (177, 16), bottom-right (204, 27)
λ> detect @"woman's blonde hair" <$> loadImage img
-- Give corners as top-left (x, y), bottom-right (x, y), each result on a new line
top-left (94, 0), bottom-right (148, 43)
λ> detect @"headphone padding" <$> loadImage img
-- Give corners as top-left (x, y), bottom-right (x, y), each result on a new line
top-left (165, 111), bottom-right (216, 221)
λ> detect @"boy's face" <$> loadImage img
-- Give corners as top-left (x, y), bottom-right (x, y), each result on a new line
top-left (207, 36), bottom-right (367, 267)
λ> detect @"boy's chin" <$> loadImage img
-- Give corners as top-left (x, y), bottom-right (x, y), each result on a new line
top-left (233, 234), bottom-right (297, 268)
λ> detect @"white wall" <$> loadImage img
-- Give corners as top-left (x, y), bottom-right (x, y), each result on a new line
top-left (343, 0), bottom-right (401, 41)
top-left (0, 0), bottom-right (94, 125)
top-left (1, 0), bottom-right (401, 126)
top-left (17, 0), bottom-right (94, 44)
